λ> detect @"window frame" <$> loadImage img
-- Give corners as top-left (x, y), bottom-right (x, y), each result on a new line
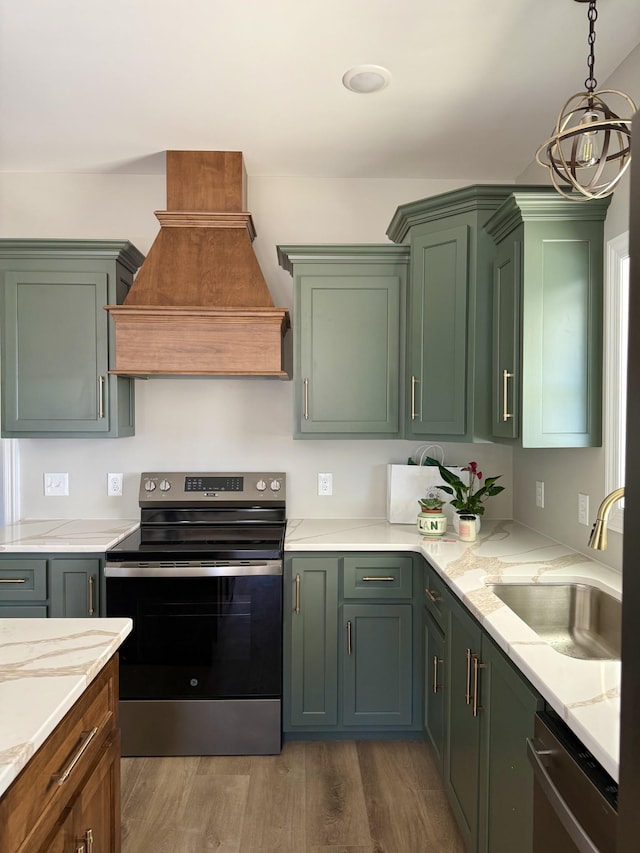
top-left (604, 231), bottom-right (629, 534)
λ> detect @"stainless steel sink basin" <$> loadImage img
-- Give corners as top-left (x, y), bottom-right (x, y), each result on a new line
top-left (486, 582), bottom-right (621, 660)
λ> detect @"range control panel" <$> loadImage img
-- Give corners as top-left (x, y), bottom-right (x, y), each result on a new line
top-left (138, 472), bottom-right (286, 504)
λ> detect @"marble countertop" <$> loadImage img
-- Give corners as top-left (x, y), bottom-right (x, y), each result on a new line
top-left (0, 518), bottom-right (139, 552)
top-left (0, 617), bottom-right (132, 798)
top-left (285, 518), bottom-right (622, 781)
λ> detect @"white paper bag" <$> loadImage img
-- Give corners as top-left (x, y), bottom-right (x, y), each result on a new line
top-left (386, 463), bottom-right (468, 524)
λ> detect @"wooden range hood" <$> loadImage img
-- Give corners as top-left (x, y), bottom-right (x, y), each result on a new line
top-left (106, 151), bottom-right (291, 377)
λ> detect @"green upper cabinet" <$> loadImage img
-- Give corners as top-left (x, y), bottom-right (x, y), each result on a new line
top-left (277, 245), bottom-right (409, 438)
top-left (485, 192), bottom-right (610, 447)
top-left (387, 184), bottom-right (530, 442)
top-left (0, 239), bottom-right (144, 438)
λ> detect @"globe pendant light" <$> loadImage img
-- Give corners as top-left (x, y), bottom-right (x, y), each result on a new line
top-left (535, 0), bottom-right (636, 201)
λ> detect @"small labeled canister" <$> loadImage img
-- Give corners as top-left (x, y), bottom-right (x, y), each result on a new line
top-left (458, 514), bottom-right (477, 542)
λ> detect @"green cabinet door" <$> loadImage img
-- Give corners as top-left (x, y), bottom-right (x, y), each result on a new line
top-left (407, 225), bottom-right (469, 437)
top-left (277, 245), bottom-right (409, 438)
top-left (50, 559), bottom-right (100, 617)
top-left (0, 239), bottom-right (143, 438)
top-left (492, 236), bottom-right (521, 439)
top-left (342, 603), bottom-right (413, 726)
top-left (478, 635), bottom-right (542, 853)
top-left (284, 556), bottom-right (339, 729)
top-left (424, 606), bottom-right (446, 772)
top-left (445, 591), bottom-right (483, 851)
top-left (486, 193), bottom-right (610, 447)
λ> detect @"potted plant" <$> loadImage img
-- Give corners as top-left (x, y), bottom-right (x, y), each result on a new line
top-left (437, 461), bottom-right (504, 538)
top-left (417, 488), bottom-right (447, 537)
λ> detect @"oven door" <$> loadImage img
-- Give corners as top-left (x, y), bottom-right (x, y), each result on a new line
top-left (105, 562), bottom-right (282, 702)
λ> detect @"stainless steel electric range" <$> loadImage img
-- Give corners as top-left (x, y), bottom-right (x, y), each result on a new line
top-left (105, 471), bottom-right (286, 757)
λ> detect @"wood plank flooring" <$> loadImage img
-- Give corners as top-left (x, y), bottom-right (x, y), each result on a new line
top-left (121, 740), bottom-right (465, 853)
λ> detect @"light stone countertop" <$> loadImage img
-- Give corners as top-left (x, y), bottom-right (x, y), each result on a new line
top-left (0, 617), bottom-right (132, 798)
top-left (0, 518), bottom-right (139, 552)
top-left (285, 517), bottom-right (622, 781)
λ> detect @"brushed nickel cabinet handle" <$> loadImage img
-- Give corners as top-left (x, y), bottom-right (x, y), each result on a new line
top-left (432, 655), bottom-right (444, 694)
top-left (502, 368), bottom-right (514, 422)
top-left (0, 578), bottom-right (26, 583)
top-left (98, 376), bottom-right (106, 419)
top-left (465, 648), bottom-right (472, 704)
top-left (411, 375), bottom-right (418, 420)
top-left (295, 574), bottom-right (300, 614)
top-left (53, 727), bottom-right (98, 786)
top-left (425, 588), bottom-right (439, 603)
top-left (472, 654), bottom-right (487, 717)
top-left (303, 378), bottom-right (309, 420)
top-left (88, 576), bottom-right (95, 616)
top-left (362, 576), bottom-right (395, 582)
top-left (85, 829), bottom-right (94, 853)
top-left (76, 844), bottom-right (86, 853)
top-left (347, 620), bottom-right (352, 656)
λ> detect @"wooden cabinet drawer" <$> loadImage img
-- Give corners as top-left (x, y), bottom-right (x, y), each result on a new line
top-left (0, 655), bottom-right (118, 853)
top-left (0, 559), bottom-right (47, 600)
top-left (343, 555), bottom-right (413, 599)
top-left (424, 562), bottom-right (447, 627)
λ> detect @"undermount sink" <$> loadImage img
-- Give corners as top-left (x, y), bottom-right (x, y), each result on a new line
top-left (486, 582), bottom-right (621, 661)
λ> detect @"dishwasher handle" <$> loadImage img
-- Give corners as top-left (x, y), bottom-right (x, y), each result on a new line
top-left (526, 738), bottom-right (600, 853)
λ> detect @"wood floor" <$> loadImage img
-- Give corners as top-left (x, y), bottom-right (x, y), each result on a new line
top-left (121, 740), bottom-right (465, 853)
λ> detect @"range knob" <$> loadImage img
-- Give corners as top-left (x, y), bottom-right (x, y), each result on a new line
top-left (256, 479), bottom-right (267, 491)
top-left (270, 479), bottom-right (281, 492)
top-left (159, 479), bottom-right (171, 492)
top-left (143, 479), bottom-right (156, 492)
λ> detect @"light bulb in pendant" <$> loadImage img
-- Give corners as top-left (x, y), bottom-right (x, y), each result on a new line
top-left (576, 110), bottom-right (601, 167)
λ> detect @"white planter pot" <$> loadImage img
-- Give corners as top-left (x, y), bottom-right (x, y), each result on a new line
top-left (417, 511), bottom-right (447, 537)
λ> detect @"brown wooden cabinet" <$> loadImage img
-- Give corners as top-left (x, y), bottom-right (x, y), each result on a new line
top-left (0, 656), bottom-right (120, 853)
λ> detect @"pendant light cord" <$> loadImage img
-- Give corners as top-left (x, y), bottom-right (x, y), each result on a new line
top-left (585, 0), bottom-right (597, 97)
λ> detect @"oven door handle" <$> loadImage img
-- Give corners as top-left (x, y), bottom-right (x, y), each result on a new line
top-left (104, 560), bottom-right (283, 578)
top-left (526, 738), bottom-right (600, 853)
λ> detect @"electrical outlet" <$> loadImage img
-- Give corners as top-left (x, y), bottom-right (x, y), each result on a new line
top-left (578, 493), bottom-right (590, 526)
top-left (108, 473), bottom-right (123, 497)
top-left (44, 473), bottom-right (69, 497)
top-left (535, 481), bottom-right (545, 508)
top-left (318, 473), bottom-right (333, 496)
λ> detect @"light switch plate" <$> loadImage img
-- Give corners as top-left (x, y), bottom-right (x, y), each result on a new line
top-left (44, 473), bottom-right (69, 497)
top-left (535, 481), bottom-right (544, 508)
top-left (578, 493), bottom-right (590, 526)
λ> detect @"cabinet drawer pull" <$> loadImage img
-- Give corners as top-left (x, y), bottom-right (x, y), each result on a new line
top-left (295, 574), bottom-right (301, 614)
top-left (98, 376), bottom-right (106, 419)
top-left (411, 375), bottom-right (418, 420)
top-left (303, 378), bottom-right (310, 420)
top-left (432, 655), bottom-right (444, 694)
top-left (88, 575), bottom-right (95, 616)
top-left (347, 620), bottom-right (352, 656)
top-left (53, 727), bottom-right (98, 786)
top-left (472, 654), bottom-right (487, 718)
top-left (76, 829), bottom-right (94, 853)
top-left (0, 578), bottom-right (26, 583)
top-left (361, 576), bottom-right (395, 582)
top-left (502, 368), bottom-right (514, 422)
top-left (425, 588), bottom-right (440, 603)
top-left (465, 648), bottom-right (472, 704)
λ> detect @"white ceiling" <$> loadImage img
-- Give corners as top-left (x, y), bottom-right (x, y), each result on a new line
top-left (1, 0), bottom-right (639, 180)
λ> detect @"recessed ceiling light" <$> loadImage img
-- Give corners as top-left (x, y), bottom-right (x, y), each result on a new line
top-left (342, 65), bottom-right (391, 94)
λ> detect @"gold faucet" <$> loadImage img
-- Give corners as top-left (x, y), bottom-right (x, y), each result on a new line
top-left (588, 487), bottom-right (625, 550)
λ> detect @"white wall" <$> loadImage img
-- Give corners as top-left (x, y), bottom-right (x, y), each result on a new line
top-left (512, 43), bottom-right (640, 571)
top-left (0, 171), bottom-right (513, 522)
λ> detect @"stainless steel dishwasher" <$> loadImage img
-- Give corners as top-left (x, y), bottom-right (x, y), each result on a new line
top-left (527, 710), bottom-right (617, 853)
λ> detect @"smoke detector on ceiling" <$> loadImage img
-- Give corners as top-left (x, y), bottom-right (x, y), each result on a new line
top-left (342, 64), bottom-right (391, 94)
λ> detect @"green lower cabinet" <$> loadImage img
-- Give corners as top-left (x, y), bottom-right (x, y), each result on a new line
top-left (285, 557), bottom-right (339, 728)
top-left (50, 558), bottom-right (101, 618)
top-left (284, 553), bottom-right (420, 733)
top-left (0, 604), bottom-right (49, 617)
top-left (441, 585), bottom-right (542, 853)
top-left (424, 607), bottom-right (446, 771)
top-left (445, 591), bottom-right (484, 850)
top-left (342, 603), bottom-right (413, 727)
top-left (478, 635), bottom-right (542, 853)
